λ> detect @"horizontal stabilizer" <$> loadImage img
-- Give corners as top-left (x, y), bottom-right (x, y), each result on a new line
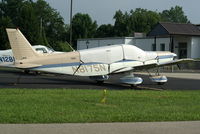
top-left (0, 64), bottom-right (16, 68)
top-left (14, 63), bottom-right (41, 69)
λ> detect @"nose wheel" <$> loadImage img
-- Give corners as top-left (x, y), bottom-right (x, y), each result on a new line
top-left (157, 82), bottom-right (165, 85)
top-left (147, 68), bottom-right (168, 85)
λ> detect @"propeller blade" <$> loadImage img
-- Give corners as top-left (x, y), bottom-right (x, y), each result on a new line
top-left (73, 60), bottom-right (84, 75)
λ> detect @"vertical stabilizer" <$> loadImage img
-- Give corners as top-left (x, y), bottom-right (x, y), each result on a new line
top-left (6, 28), bottom-right (39, 60)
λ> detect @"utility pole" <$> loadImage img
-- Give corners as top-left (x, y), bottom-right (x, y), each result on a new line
top-left (40, 18), bottom-right (43, 36)
top-left (69, 0), bottom-right (73, 45)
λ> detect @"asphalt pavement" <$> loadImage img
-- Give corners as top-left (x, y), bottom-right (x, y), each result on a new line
top-left (0, 68), bottom-right (199, 90)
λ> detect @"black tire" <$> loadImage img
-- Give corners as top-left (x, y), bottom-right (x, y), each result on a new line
top-left (157, 82), bottom-right (165, 85)
top-left (96, 81), bottom-right (104, 85)
top-left (24, 70), bottom-right (30, 74)
top-left (131, 84), bottom-right (137, 88)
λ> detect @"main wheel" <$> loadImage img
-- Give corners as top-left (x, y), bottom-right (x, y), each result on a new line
top-left (96, 81), bottom-right (104, 85)
top-left (131, 84), bottom-right (137, 88)
top-left (24, 70), bottom-right (30, 74)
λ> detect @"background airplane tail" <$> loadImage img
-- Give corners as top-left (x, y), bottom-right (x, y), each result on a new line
top-left (6, 28), bottom-right (39, 60)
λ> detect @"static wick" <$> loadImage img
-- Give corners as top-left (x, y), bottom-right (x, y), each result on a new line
top-left (101, 89), bottom-right (107, 104)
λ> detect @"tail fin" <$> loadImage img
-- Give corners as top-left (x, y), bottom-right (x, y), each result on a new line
top-left (6, 28), bottom-right (39, 60)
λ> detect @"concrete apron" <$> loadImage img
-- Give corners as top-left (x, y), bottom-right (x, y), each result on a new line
top-left (0, 121), bottom-right (200, 134)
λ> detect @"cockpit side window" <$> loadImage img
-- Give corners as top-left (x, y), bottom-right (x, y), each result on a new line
top-left (35, 48), bottom-right (48, 53)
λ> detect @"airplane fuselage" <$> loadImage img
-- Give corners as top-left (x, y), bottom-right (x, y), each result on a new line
top-left (30, 44), bottom-right (176, 76)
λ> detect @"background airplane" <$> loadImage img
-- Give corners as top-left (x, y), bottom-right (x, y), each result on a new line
top-left (5, 28), bottom-right (193, 86)
top-left (0, 45), bottom-right (59, 67)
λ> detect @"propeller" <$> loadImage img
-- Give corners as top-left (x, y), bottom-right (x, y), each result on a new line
top-left (73, 60), bottom-right (84, 75)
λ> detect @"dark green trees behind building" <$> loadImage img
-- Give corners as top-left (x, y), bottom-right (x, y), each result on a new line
top-left (160, 6), bottom-right (190, 23)
top-left (96, 6), bottom-right (190, 38)
top-left (0, 0), bottom-right (190, 51)
top-left (112, 8), bottom-right (161, 37)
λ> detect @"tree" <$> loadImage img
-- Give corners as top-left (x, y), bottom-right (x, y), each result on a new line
top-left (130, 8), bottom-right (160, 33)
top-left (113, 10), bottom-right (131, 36)
top-left (72, 13), bottom-right (98, 47)
top-left (0, 0), bottom-right (68, 51)
top-left (0, 16), bottom-right (14, 49)
top-left (113, 9), bottom-right (160, 36)
top-left (95, 24), bottom-right (114, 38)
top-left (160, 6), bottom-right (190, 23)
top-left (0, 0), bottom-right (24, 50)
top-left (33, 0), bottom-right (68, 50)
top-left (0, 0), bottom-right (41, 46)
top-left (18, 1), bottom-right (40, 45)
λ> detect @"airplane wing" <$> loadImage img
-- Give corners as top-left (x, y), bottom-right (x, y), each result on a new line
top-left (157, 58), bottom-right (194, 67)
top-left (135, 58), bottom-right (194, 70)
top-left (111, 58), bottom-right (194, 74)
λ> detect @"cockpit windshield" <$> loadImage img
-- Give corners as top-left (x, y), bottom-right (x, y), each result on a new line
top-left (46, 47), bottom-right (55, 52)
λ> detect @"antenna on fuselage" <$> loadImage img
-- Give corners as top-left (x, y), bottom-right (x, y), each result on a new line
top-left (66, 41), bottom-right (75, 51)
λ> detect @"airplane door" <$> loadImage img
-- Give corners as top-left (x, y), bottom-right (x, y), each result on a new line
top-left (105, 49), bottom-right (111, 63)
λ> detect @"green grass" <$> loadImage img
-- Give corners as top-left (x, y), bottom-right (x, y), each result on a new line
top-left (0, 89), bottom-right (200, 123)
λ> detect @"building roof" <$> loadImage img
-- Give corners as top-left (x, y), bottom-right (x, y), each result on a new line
top-left (148, 22), bottom-right (200, 37)
top-left (78, 37), bottom-right (134, 41)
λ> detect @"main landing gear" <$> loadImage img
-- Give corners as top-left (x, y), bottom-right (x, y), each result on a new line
top-left (89, 75), bottom-right (109, 84)
top-left (120, 73), bottom-right (143, 87)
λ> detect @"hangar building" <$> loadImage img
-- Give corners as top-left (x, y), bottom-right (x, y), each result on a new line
top-left (77, 22), bottom-right (200, 59)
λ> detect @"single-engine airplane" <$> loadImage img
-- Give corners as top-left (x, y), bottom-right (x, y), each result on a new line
top-left (5, 28), bottom-right (193, 86)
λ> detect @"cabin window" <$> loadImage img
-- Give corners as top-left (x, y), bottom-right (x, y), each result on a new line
top-left (35, 48), bottom-right (47, 53)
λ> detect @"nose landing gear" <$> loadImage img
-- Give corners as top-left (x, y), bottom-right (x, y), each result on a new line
top-left (147, 68), bottom-right (167, 85)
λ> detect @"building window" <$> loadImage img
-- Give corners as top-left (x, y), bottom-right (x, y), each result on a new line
top-left (152, 43), bottom-right (156, 51)
top-left (160, 43), bottom-right (165, 51)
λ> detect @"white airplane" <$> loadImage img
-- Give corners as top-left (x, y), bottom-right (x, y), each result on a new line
top-left (0, 45), bottom-right (57, 67)
top-left (5, 28), bottom-right (193, 86)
